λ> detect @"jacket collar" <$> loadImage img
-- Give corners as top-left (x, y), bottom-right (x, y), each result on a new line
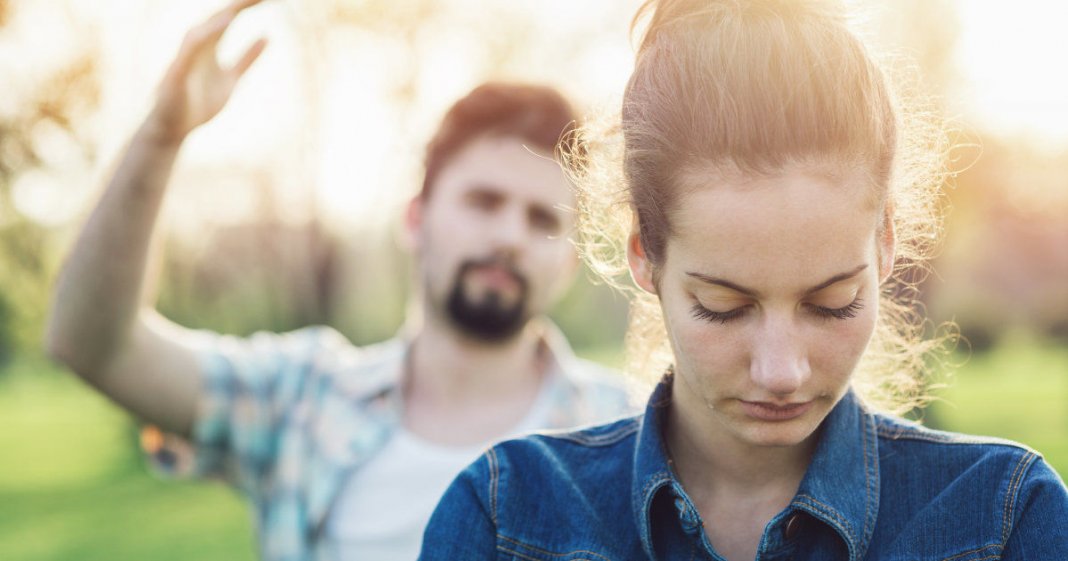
top-left (791, 390), bottom-right (880, 560)
top-left (631, 376), bottom-right (880, 560)
top-left (631, 377), bottom-right (678, 560)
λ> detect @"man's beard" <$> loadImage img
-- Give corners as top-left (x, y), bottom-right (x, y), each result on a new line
top-left (444, 258), bottom-right (530, 342)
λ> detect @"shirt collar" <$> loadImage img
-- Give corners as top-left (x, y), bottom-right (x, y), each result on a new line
top-left (631, 376), bottom-right (880, 561)
top-left (329, 318), bottom-right (588, 402)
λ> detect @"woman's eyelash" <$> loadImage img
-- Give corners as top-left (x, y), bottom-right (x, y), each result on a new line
top-left (690, 298), bottom-right (865, 324)
top-left (690, 304), bottom-right (747, 324)
top-left (809, 298), bottom-right (864, 320)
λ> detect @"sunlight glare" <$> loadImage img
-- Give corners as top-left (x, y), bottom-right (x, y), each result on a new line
top-left (954, 0), bottom-right (1068, 148)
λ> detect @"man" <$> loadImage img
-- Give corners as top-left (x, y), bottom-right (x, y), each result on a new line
top-left (44, 1), bottom-right (632, 559)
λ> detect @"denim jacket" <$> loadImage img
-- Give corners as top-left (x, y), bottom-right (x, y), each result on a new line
top-left (420, 376), bottom-right (1068, 560)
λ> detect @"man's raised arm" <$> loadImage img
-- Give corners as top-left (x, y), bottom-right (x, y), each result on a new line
top-left (45, 0), bottom-right (267, 437)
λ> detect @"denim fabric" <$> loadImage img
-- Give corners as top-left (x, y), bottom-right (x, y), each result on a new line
top-left (145, 324), bottom-right (635, 561)
top-left (420, 376), bottom-right (1068, 560)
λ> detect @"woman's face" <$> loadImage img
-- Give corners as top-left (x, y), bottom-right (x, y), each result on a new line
top-left (629, 164), bottom-right (894, 449)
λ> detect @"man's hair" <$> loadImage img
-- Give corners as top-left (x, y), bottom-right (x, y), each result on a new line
top-left (420, 82), bottom-right (580, 198)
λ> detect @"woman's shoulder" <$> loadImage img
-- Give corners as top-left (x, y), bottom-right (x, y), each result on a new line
top-left (426, 415), bottom-right (649, 560)
top-left (869, 411), bottom-right (1063, 511)
top-left (872, 412), bottom-right (1040, 455)
top-left (464, 415), bottom-right (643, 497)
top-left (494, 414), bottom-right (643, 468)
top-left (870, 412), bottom-right (1048, 480)
top-left (866, 413), bottom-right (1068, 555)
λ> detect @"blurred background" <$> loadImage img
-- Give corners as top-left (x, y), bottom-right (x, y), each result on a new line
top-left (0, 0), bottom-right (1065, 559)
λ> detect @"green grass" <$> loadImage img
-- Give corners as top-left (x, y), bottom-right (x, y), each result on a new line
top-left (0, 336), bottom-right (1064, 560)
top-left (0, 355), bottom-right (255, 561)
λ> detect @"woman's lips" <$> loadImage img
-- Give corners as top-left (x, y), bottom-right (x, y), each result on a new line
top-left (739, 400), bottom-right (815, 421)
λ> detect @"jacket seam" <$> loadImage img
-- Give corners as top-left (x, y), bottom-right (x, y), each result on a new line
top-left (861, 412), bottom-right (875, 545)
top-left (540, 422), bottom-right (640, 447)
top-left (488, 447), bottom-right (500, 527)
top-left (496, 546), bottom-right (605, 561)
top-left (939, 544), bottom-right (1002, 561)
top-left (1000, 450), bottom-right (1035, 543)
top-left (497, 534), bottom-right (614, 561)
top-left (875, 425), bottom-right (1032, 450)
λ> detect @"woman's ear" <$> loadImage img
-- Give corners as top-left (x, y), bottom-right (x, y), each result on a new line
top-left (627, 218), bottom-right (658, 294)
top-left (878, 205), bottom-right (896, 283)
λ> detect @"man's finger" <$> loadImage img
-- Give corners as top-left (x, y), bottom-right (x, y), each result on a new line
top-left (231, 38), bottom-right (267, 79)
top-left (169, 12), bottom-right (234, 79)
top-left (197, 0), bottom-right (265, 48)
top-left (200, 10), bottom-right (237, 46)
top-left (170, 0), bottom-right (266, 83)
top-left (198, 0), bottom-right (269, 55)
top-left (226, 0), bottom-right (267, 14)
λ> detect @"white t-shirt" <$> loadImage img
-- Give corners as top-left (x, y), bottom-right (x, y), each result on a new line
top-left (322, 374), bottom-right (559, 560)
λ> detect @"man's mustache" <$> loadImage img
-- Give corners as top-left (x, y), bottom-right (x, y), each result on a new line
top-left (457, 257), bottom-right (528, 290)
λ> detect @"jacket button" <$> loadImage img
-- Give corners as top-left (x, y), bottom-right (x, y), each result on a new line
top-left (783, 513), bottom-right (802, 540)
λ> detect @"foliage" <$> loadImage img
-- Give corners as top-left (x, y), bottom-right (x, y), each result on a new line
top-left (0, 8), bottom-right (99, 372)
top-left (0, 221), bottom-right (49, 366)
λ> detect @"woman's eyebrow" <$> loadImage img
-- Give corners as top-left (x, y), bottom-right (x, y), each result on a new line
top-left (802, 264), bottom-right (868, 295)
top-left (685, 264), bottom-right (869, 298)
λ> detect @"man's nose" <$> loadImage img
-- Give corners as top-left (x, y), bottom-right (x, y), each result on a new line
top-left (749, 314), bottom-right (811, 396)
top-left (488, 206), bottom-right (527, 251)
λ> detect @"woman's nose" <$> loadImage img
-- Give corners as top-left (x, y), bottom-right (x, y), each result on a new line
top-left (749, 315), bottom-right (811, 396)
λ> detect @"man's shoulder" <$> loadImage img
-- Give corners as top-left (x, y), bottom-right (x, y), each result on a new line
top-left (556, 355), bottom-right (642, 415)
top-left (203, 325), bottom-right (405, 390)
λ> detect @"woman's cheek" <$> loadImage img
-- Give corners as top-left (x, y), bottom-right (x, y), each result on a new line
top-left (815, 302), bottom-right (880, 379)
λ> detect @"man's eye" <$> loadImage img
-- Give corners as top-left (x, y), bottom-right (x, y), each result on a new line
top-left (529, 208), bottom-right (561, 233)
top-left (469, 194), bottom-right (498, 210)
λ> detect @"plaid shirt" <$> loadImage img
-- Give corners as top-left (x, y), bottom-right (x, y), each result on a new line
top-left (148, 324), bottom-right (635, 561)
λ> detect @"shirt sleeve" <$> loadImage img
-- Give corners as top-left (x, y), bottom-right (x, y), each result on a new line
top-left (418, 452), bottom-right (499, 560)
top-left (1001, 454), bottom-right (1068, 558)
top-left (143, 326), bottom-right (333, 496)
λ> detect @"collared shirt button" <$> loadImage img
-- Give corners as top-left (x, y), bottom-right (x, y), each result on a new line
top-left (783, 512), bottom-right (803, 540)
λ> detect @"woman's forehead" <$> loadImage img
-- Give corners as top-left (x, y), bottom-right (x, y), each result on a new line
top-left (667, 166), bottom-right (882, 286)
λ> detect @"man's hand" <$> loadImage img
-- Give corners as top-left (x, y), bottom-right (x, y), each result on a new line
top-left (145, 0), bottom-right (268, 145)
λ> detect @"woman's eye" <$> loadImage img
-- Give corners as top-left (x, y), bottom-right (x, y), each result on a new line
top-left (690, 303), bottom-right (747, 324)
top-left (807, 297), bottom-right (865, 320)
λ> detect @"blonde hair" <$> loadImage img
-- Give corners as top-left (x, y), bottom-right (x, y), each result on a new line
top-left (566, 0), bottom-right (953, 414)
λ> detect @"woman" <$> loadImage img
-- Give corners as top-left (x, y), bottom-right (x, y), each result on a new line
top-left (419, 1), bottom-right (1068, 559)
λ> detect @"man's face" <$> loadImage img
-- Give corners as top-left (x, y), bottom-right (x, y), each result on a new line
top-left (409, 135), bottom-right (577, 342)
